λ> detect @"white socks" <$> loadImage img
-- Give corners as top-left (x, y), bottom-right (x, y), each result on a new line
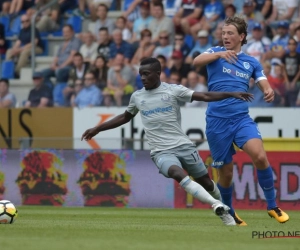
top-left (208, 180), bottom-right (222, 201)
top-left (180, 176), bottom-right (219, 206)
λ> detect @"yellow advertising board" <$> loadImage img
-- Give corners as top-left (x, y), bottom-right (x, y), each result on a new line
top-left (0, 108), bottom-right (73, 149)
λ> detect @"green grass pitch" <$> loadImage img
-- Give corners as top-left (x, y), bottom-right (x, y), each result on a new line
top-left (0, 207), bottom-right (299, 250)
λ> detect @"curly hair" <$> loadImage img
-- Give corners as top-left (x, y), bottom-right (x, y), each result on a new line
top-left (224, 15), bottom-right (248, 46)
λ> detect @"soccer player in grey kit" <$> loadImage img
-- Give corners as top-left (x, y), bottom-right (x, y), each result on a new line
top-left (81, 57), bottom-right (253, 225)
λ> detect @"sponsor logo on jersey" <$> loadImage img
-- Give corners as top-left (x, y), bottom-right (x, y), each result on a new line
top-left (223, 66), bottom-right (250, 80)
top-left (243, 62), bottom-right (250, 69)
top-left (161, 94), bottom-right (170, 102)
top-left (141, 105), bottom-right (173, 116)
top-left (140, 100), bottom-right (146, 105)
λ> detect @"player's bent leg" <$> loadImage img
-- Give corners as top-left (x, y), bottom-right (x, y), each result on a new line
top-left (194, 174), bottom-right (221, 201)
top-left (242, 138), bottom-right (289, 223)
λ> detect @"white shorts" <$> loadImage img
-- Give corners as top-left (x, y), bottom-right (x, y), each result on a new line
top-left (150, 144), bottom-right (208, 178)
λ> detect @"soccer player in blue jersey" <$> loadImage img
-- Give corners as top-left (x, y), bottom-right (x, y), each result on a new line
top-left (82, 57), bottom-right (253, 226)
top-left (193, 16), bottom-right (289, 225)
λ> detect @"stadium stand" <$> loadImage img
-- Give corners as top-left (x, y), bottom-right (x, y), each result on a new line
top-left (0, 0), bottom-right (300, 107)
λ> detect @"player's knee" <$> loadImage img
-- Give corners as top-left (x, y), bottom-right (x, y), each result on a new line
top-left (253, 152), bottom-right (268, 167)
top-left (168, 166), bottom-right (187, 182)
top-left (195, 175), bottom-right (214, 191)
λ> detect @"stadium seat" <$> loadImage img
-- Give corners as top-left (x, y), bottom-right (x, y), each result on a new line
top-left (66, 16), bottom-right (82, 33)
top-left (1, 60), bottom-right (15, 79)
top-left (38, 39), bottom-right (49, 56)
top-left (184, 35), bottom-right (195, 49)
top-left (10, 16), bottom-right (21, 35)
top-left (0, 16), bottom-right (10, 36)
top-left (53, 83), bottom-right (67, 106)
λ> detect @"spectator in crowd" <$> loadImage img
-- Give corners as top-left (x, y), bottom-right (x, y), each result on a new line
top-left (170, 50), bottom-right (191, 86)
top-left (131, 29), bottom-right (155, 70)
top-left (282, 37), bottom-right (300, 107)
top-left (75, 0), bottom-right (113, 20)
top-left (109, 29), bottom-right (133, 64)
top-left (241, 0), bottom-right (264, 38)
top-left (9, 0), bottom-right (34, 17)
top-left (115, 16), bottom-right (132, 41)
top-left (212, 21), bottom-right (224, 46)
top-left (0, 78), bottom-right (16, 108)
top-left (149, 2), bottom-right (174, 43)
top-left (122, 0), bottom-right (146, 29)
top-left (0, 23), bottom-right (7, 56)
top-left (294, 26), bottom-right (300, 53)
top-left (191, 50), bottom-right (207, 83)
top-left (41, 24), bottom-right (82, 88)
top-left (262, 21), bottom-right (290, 62)
top-left (152, 30), bottom-right (173, 60)
top-left (243, 23), bottom-right (271, 62)
top-left (70, 79), bottom-right (84, 107)
top-left (93, 4), bottom-right (114, 40)
top-left (224, 4), bottom-right (236, 19)
top-left (103, 53), bottom-right (135, 106)
top-left (24, 71), bottom-right (53, 107)
top-left (160, 71), bottom-right (168, 82)
top-left (185, 71), bottom-right (207, 107)
top-left (62, 52), bottom-right (90, 105)
top-left (254, 0), bottom-right (272, 19)
top-left (156, 54), bottom-right (170, 77)
top-left (34, 0), bottom-right (60, 33)
top-left (97, 27), bottom-right (111, 61)
top-left (185, 30), bottom-right (212, 64)
top-left (5, 14), bottom-right (43, 77)
top-left (173, 32), bottom-right (191, 59)
top-left (267, 63), bottom-right (286, 106)
top-left (132, 0), bottom-right (153, 41)
top-left (266, 0), bottom-right (299, 31)
top-left (0, 0), bottom-right (11, 16)
top-left (191, 0), bottom-right (224, 38)
top-left (173, 0), bottom-right (205, 35)
top-left (90, 54), bottom-right (109, 90)
top-left (169, 71), bottom-right (181, 85)
top-left (74, 71), bottom-right (103, 108)
top-left (79, 31), bottom-right (98, 64)
top-left (68, 52), bottom-right (90, 83)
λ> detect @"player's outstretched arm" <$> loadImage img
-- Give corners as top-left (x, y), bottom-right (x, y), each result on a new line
top-left (193, 51), bottom-right (238, 67)
top-left (81, 111), bottom-right (135, 141)
top-left (192, 92), bottom-right (254, 102)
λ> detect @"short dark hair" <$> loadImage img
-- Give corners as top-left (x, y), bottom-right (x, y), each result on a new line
top-left (156, 54), bottom-right (167, 62)
top-left (98, 3), bottom-right (108, 12)
top-left (74, 52), bottom-right (83, 58)
top-left (0, 78), bottom-right (9, 86)
top-left (99, 27), bottom-right (108, 32)
top-left (117, 16), bottom-right (127, 23)
top-left (153, 2), bottom-right (164, 10)
top-left (140, 57), bottom-right (161, 71)
top-left (63, 24), bottom-right (74, 31)
top-left (225, 4), bottom-right (236, 13)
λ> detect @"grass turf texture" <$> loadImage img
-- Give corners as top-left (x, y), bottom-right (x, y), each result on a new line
top-left (0, 207), bottom-right (299, 250)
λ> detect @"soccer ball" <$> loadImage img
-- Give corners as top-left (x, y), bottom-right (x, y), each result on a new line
top-left (0, 200), bottom-right (18, 224)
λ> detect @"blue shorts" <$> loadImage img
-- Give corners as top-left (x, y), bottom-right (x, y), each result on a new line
top-left (206, 114), bottom-right (262, 169)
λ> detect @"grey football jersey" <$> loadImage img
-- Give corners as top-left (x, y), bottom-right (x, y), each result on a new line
top-left (127, 82), bottom-right (195, 152)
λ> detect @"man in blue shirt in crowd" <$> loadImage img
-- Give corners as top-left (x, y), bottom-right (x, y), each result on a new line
top-left (74, 72), bottom-right (102, 108)
top-left (193, 15), bottom-right (289, 225)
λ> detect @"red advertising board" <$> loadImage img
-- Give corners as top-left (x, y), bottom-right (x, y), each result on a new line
top-left (175, 151), bottom-right (300, 210)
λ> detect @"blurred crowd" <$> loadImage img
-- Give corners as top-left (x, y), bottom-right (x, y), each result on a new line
top-left (1, 0), bottom-right (300, 108)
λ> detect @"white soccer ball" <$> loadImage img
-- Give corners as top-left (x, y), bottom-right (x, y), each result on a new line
top-left (0, 200), bottom-right (18, 224)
